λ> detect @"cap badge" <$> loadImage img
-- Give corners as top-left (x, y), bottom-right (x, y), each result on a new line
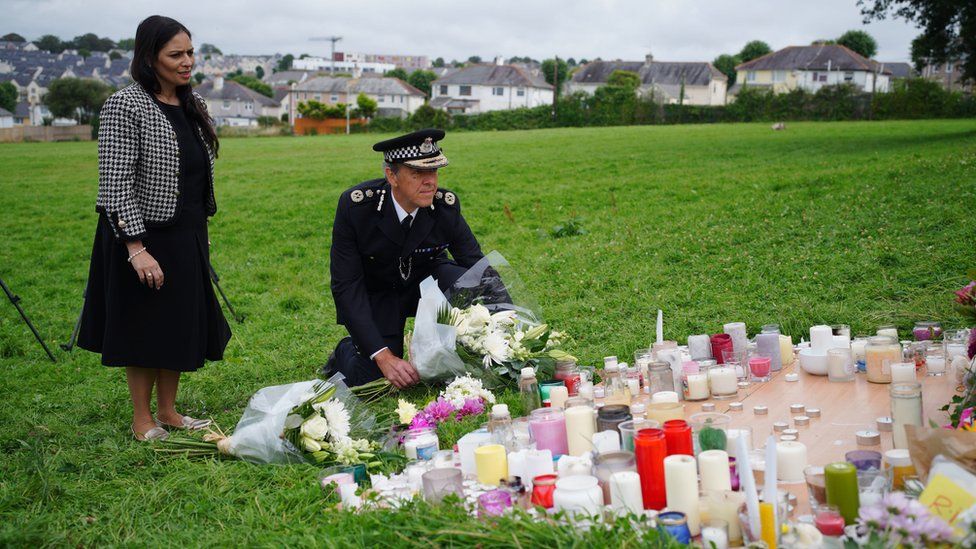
top-left (419, 137), bottom-right (434, 154)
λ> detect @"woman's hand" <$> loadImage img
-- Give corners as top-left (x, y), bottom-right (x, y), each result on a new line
top-left (126, 241), bottom-right (164, 289)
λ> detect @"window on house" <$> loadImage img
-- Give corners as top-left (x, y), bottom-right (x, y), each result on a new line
top-left (399, 96), bottom-right (404, 103)
top-left (492, 87), bottom-right (504, 96)
top-left (459, 85), bottom-right (471, 96)
top-left (314, 94), bottom-right (321, 101)
top-left (439, 85), bottom-right (447, 95)
top-left (772, 70), bottom-right (785, 82)
top-left (746, 71), bottom-right (756, 82)
top-left (819, 73), bottom-right (827, 82)
top-left (222, 100), bottom-right (230, 109)
top-left (331, 95), bottom-right (338, 101)
top-left (843, 71), bottom-right (854, 82)
top-left (947, 63), bottom-right (953, 73)
top-left (517, 87), bottom-right (525, 96)
top-left (245, 102), bottom-right (252, 110)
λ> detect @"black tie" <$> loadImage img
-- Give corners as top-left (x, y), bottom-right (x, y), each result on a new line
top-left (401, 214), bottom-right (413, 233)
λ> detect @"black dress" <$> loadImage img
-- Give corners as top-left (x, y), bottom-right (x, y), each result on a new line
top-left (78, 100), bottom-right (231, 372)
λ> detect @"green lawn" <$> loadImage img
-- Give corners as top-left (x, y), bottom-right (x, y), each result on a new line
top-left (1, 120), bottom-right (975, 546)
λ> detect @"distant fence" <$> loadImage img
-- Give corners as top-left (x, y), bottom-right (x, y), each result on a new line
top-left (0, 125), bottom-right (92, 143)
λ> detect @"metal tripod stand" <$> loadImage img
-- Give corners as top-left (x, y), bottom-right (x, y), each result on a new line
top-left (0, 276), bottom-right (57, 362)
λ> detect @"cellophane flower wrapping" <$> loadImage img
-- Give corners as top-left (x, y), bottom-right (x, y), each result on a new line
top-left (410, 251), bottom-right (568, 389)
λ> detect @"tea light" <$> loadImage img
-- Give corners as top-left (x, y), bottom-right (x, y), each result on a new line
top-left (790, 404), bottom-right (806, 414)
top-left (776, 441), bottom-right (808, 482)
top-left (876, 417), bottom-right (893, 432)
top-left (806, 408), bottom-right (821, 418)
top-left (702, 403), bottom-right (716, 412)
top-left (773, 421), bottom-right (789, 432)
top-left (785, 373), bottom-right (799, 382)
top-left (783, 428), bottom-right (799, 439)
top-left (794, 416), bottom-right (810, 426)
top-left (729, 402), bottom-right (743, 411)
top-left (856, 430), bottom-right (881, 446)
top-left (737, 381), bottom-right (751, 389)
top-left (754, 405), bottom-right (768, 415)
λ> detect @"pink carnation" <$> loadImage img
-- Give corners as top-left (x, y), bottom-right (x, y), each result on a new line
top-left (955, 281), bottom-right (976, 305)
top-left (456, 397), bottom-right (485, 419)
top-left (423, 398), bottom-right (456, 423)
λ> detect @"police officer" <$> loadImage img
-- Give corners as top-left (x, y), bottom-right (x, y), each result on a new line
top-left (323, 129), bottom-right (485, 388)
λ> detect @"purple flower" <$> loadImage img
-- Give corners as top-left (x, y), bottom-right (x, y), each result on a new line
top-left (969, 327), bottom-right (976, 360)
top-left (455, 397), bottom-right (485, 419)
top-left (955, 281), bottom-right (976, 305)
top-left (423, 398), bottom-right (456, 423)
top-left (408, 413), bottom-right (434, 430)
top-left (858, 504), bottom-right (886, 527)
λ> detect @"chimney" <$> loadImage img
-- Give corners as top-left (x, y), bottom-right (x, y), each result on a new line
top-left (645, 53), bottom-right (654, 64)
top-left (214, 75), bottom-right (224, 91)
top-left (495, 56), bottom-right (504, 66)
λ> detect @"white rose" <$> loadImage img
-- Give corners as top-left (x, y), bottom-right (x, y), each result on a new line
top-left (300, 414), bottom-right (330, 440)
top-left (482, 331), bottom-right (511, 365)
top-left (467, 304), bottom-right (490, 329)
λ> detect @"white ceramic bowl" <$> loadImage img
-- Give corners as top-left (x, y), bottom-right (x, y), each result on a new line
top-left (798, 348), bottom-right (828, 376)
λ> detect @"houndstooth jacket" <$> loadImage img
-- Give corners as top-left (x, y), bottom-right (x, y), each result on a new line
top-left (96, 83), bottom-right (216, 240)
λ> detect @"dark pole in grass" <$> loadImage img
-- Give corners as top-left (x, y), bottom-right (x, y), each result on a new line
top-left (61, 285), bottom-right (86, 352)
top-left (0, 276), bottom-right (57, 362)
top-left (208, 262), bottom-right (244, 323)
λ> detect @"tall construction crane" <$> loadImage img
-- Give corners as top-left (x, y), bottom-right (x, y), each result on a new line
top-left (309, 36), bottom-right (342, 74)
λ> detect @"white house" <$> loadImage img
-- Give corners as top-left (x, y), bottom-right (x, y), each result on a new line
top-left (0, 107), bottom-right (13, 128)
top-left (429, 62), bottom-right (553, 114)
top-left (567, 55), bottom-right (728, 106)
top-left (292, 57), bottom-right (396, 75)
top-left (289, 76), bottom-right (426, 120)
top-left (195, 76), bottom-right (282, 127)
top-left (731, 44), bottom-right (891, 97)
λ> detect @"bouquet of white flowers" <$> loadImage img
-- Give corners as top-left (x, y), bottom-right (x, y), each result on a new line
top-left (353, 252), bottom-right (574, 401)
top-left (158, 374), bottom-right (404, 473)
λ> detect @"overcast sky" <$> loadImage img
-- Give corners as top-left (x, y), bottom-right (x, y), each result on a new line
top-left (3, 0), bottom-right (920, 62)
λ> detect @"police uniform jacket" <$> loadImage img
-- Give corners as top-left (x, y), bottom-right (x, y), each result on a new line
top-left (330, 178), bottom-right (484, 358)
top-left (96, 83), bottom-right (217, 241)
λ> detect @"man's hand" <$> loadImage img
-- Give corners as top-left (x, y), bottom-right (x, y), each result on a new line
top-left (374, 348), bottom-right (419, 389)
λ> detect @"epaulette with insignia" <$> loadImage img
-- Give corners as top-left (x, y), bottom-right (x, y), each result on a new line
top-left (434, 189), bottom-right (458, 208)
top-left (349, 183), bottom-right (385, 207)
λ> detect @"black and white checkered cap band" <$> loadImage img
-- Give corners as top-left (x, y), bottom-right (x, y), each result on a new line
top-left (384, 142), bottom-right (441, 163)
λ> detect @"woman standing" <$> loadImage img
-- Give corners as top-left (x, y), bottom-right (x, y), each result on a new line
top-left (78, 15), bottom-right (231, 441)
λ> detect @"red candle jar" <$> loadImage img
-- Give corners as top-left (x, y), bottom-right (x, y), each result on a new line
top-left (663, 419), bottom-right (694, 456)
top-left (634, 428), bottom-right (667, 510)
top-left (530, 474), bottom-right (558, 508)
top-left (749, 356), bottom-right (771, 378)
top-left (710, 334), bottom-right (733, 365)
top-left (814, 504), bottom-right (846, 536)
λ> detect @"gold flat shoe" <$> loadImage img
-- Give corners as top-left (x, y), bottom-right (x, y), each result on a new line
top-left (131, 424), bottom-right (169, 442)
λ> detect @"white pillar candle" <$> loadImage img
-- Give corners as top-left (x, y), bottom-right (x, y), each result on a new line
top-left (627, 377), bottom-right (640, 397)
top-left (779, 334), bottom-right (794, 366)
top-left (549, 386), bottom-right (569, 410)
top-left (406, 462), bottom-right (427, 491)
top-left (706, 490), bottom-right (746, 544)
top-left (592, 430), bottom-right (621, 454)
top-left (686, 373), bottom-right (709, 400)
top-left (339, 483), bottom-right (361, 508)
top-left (701, 523), bottom-right (730, 549)
top-left (708, 366), bottom-right (738, 396)
top-left (688, 334), bottom-right (713, 360)
top-left (755, 333), bottom-right (783, 372)
top-left (609, 471), bottom-right (643, 515)
top-left (833, 334), bottom-right (851, 349)
top-left (852, 338), bottom-right (868, 363)
top-left (810, 325), bottom-right (833, 353)
top-left (664, 454), bottom-right (701, 535)
top-left (890, 362), bottom-right (916, 383)
top-left (775, 441), bottom-right (807, 482)
top-left (723, 322), bottom-right (749, 354)
top-left (523, 449), bottom-right (554, 486)
top-left (564, 405), bottom-right (596, 456)
top-left (651, 390), bottom-right (679, 404)
top-left (891, 391), bottom-right (923, 450)
top-left (828, 348), bottom-right (855, 381)
top-left (726, 428), bottom-right (752, 460)
top-left (699, 449), bottom-right (733, 492)
top-left (507, 449), bottom-right (527, 481)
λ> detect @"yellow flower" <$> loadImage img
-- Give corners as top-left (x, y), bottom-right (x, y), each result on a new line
top-left (396, 399), bottom-right (418, 425)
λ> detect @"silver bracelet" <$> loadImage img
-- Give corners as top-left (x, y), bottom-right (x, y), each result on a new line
top-left (127, 247), bottom-right (147, 263)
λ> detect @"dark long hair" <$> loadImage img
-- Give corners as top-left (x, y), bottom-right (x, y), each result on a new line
top-left (131, 15), bottom-right (219, 155)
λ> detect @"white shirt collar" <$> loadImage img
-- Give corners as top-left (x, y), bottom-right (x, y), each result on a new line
top-left (391, 194), bottom-right (418, 225)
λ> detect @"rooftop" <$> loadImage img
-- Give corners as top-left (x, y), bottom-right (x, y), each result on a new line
top-left (432, 64), bottom-right (552, 89)
top-left (571, 59), bottom-right (726, 86)
top-left (736, 44), bottom-right (892, 74)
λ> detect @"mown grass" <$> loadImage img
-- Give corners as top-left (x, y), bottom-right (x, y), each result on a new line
top-left (1, 120), bottom-right (975, 546)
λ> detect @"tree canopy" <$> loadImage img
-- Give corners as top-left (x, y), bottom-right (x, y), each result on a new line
top-left (860, 0), bottom-right (975, 82)
top-left (355, 93), bottom-right (377, 118)
top-left (45, 78), bottom-right (112, 124)
top-left (0, 81), bottom-right (17, 113)
top-left (837, 29), bottom-right (878, 58)
top-left (276, 54), bottom-right (294, 72)
top-left (541, 58), bottom-right (569, 96)
top-left (407, 70), bottom-right (437, 98)
top-left (385, 67), bottom-right (409, 81)
top-left (712, 54), bottom-right (740, 85)
top-left (739, 40), bottom-right (773, 63)
top-left (2, 33), bottom-right (26, 42)
top-left (228, 74), bottom-right (273, 97)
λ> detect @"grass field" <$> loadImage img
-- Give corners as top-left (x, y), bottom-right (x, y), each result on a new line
top-left (1, 120), bottom-right (975, 546)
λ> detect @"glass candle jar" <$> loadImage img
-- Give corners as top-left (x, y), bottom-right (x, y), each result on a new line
top-left (530, 473), bottom-right (557, 508)
top-left (689, 412), bottom-right (732, 454)
top-left (554, 358), bottom-right (581, 396)
top-left (710, 333), bottom-right (734, 365)
top-left (681, 361), bottom-right (709, 401)
top-left (865, 336), bottom-right (900, 383)
top-left (597, 404), bottom-right (632, 434)
top-left (634, 428), bottom-right (667, 510)
top-left (646, 361), bottom-right (675, 394)
top-left (707, 362), bottom-right (739, 399)
top-left (539, 380), bottom-right (566, 407)
top-left (851, 337), bottom-right (869, 372)
top-left (593, 450), bottom-right (637, 504)
top-left (646, 401), bottom-right (684, 424)
top-left (913, 321), bottom-right (942, 341)
top-left (402, 427), bottom-right (439, 460)
top-left (877, 324), bottom-right (899, 340)
top-left (663, 419), bottom-right (694, 456)
top-left (827, 347), bottom-right (855, 382)
top-left (891, 382), bottom-right (923, 450)
top-left (478, 489), bottom-right (512, 517)
top-left (421, 468), bottom-right (463, 503)
top-left (618, 418), bottom-right (660, 451)
top-left (814, 504), bottom-right (846, 536)
top-left (528, 408), bottom-right (568, 456)
top-left (845, 450), bottom-right (882, 471)
top-left (926, 344), bottom-right (947, 376)
top-left (658, 511), bottom-right (692, 544)
top-left (748, 356), bottom-right (772, 382)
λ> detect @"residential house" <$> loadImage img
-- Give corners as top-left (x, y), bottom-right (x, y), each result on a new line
top-left (265, 70), bottom-right (316, 87)
top-left (288, 76), bottom-right (425, 120)
top-left (12, 101), bottom-right (30, 125)
top-left (881, 62), bottom-right (915, 81)
top-left (292, 56), bottom-right (396, 75)
top-left (731, 44), bottom-right (891, 97)
top-left (919, 59), bottom-right (972, 93)
top-left (0, 107), bottom-right (13, 128)
top-left (195, 76), bottom-right (282, 127)
top-left (567, 54), bottom-right (728, 105)
top-left (335, 52), bottom-right (430, 71)
top-left (429, 62), bottom-right (553, 114)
